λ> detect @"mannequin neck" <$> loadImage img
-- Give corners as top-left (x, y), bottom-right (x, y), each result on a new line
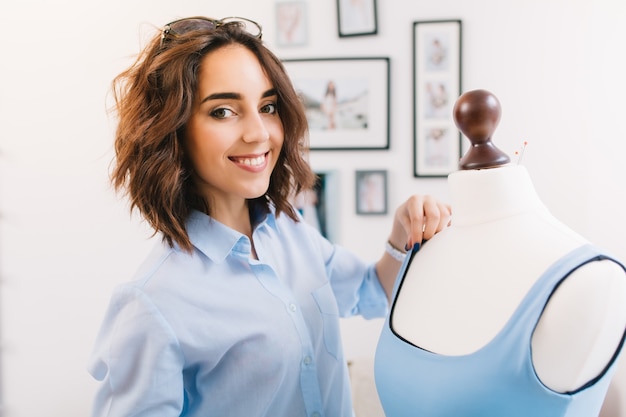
top-left (448, 164), bottom-right (548, 227)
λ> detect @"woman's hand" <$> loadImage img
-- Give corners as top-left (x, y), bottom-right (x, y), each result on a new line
top-left (389, 194), bottom-right (452, 252)
top-left (377, 194), bottom-right (451, 301)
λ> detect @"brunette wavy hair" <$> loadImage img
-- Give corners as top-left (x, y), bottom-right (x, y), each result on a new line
top-left (110, 18), bottom-right (316, 252)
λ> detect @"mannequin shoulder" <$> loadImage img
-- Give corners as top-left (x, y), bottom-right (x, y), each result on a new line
top-left (532, 259), bottom-right (626, 392)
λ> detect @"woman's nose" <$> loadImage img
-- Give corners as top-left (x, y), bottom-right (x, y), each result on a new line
top-left (242, 112), bottom-right (270, 143)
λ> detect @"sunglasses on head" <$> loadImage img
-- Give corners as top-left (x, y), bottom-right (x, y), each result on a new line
top-left (160, 16), bottom-right (263, 47)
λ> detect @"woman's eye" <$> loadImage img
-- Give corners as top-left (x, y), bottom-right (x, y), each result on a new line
top-left (260, 103), bottom-right (277, 114)
top-left (210, 107), bottom-right (234, 119)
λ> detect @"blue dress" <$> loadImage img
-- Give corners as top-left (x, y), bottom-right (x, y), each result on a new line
top-left (375, 244), bottom-right (626, 417)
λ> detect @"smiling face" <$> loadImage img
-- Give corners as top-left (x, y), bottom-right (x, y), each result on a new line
top-left (184, 44), bottom-right (284, 218)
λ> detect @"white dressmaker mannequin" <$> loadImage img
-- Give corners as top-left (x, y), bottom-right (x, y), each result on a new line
top-left (391, 89), bottom-right (626, 393)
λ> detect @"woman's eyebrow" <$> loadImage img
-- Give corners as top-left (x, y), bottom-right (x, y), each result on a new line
top-left (200, 88), bottom-right (277, 104)
top-left (201, 92), bottom-right (240, 104)
top-left (262, 88), bottom-right (277, 98)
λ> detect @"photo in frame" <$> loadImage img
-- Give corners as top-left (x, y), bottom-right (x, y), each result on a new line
top-left (413, 20), bottom-right (462, 177)
top-left (283, 57), bottom-right (390, 150)
top-left (336, 0), bottom-right (378, 37)
top-left (275, 1), bottom-right (308, 47)
top-left (355, 170), bottom-right (387, 215)
top-left (293, 171), bottom-right (340, 242)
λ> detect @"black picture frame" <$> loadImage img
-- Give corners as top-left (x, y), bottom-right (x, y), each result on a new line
top-left (336, 0), bottom-right (378, 37)
top-left (413, 20), bottom-right (463, 177)
top-left (355, 170), bottom-right (388, 215)
top-left (283, 57), bottom-right (390, 150)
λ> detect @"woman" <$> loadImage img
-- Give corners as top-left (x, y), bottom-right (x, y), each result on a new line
top-left (321, 80), bottom-right (337, 129)
top-left (88, 16), bottom-right (451, 417)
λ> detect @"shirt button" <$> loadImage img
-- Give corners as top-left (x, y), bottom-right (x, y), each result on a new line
top-left (289, 303), bottom-right (297, 312)
top-left (303, 356), bottom-right (312, 366)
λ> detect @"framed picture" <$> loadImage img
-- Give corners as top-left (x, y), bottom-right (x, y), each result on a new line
top-left (275, 1), bottom-right (307, 47)
top-left (292, 171), bottom-right (340, 242)
top-left (413, 20), bottom-right (462, 177)
top-left (283, 57), bottom-right (390, 150)
top-left (355, 170), bottom-right (387, 215)
top-left (336, 0), bottom-right (378, 37)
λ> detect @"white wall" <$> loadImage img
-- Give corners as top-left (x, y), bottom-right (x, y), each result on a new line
top-left (0, 0), bottom-right (624, 416)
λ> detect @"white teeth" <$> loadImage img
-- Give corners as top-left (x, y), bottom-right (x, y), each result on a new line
top-left (236, 155), bottom-right (265, 167)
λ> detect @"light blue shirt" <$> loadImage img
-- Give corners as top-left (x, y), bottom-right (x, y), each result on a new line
top-left (88, 208), bottom-right (388, 417)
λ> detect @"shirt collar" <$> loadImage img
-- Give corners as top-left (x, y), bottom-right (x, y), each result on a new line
top-left (185, 208), bottom-right (278, 263)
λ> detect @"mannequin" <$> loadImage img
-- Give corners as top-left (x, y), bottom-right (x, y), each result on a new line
top-left (375, 90), bottom-right (626, 417)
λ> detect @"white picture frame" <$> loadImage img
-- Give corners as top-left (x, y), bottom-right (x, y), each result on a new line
top-left (283, 57), bottom-right (390, 150)
top-left (413, 20), bottom-right (462, 177)
top-left (275, 1), bottom-right (308, 47)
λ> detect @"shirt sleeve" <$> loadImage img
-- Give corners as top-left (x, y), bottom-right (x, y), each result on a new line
top-left (324, 243), bottom-right (389, 320)
top-left (87, 285), bottom-right (185, 417)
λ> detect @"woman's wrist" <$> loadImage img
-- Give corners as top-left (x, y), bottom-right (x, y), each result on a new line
top-left (385, 240), bottom-right (408, 262)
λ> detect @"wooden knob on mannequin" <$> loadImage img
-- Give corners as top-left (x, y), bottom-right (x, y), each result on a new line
top-left (454, 89), bottom-right (510, 170)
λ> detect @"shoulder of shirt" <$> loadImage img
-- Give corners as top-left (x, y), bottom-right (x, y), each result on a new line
top-left (124, 240), bottom-right (179, 288)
